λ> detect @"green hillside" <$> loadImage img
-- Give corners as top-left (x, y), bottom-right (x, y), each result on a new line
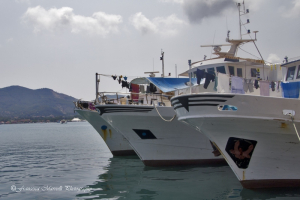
top-left (0, 86), bottom-right (78, 119)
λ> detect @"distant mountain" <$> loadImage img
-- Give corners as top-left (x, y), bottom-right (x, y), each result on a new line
top-left (0, 86), bottom-right (78, 118)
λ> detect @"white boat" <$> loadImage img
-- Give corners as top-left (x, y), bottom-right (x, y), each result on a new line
top-left (71, 117), bottom-right (81, 122)
top-left (75, 100), bottom-right (136, 156)
top-left (60, 119), bottom-right (67, 124)
top-left (171, 2), bottom-right (300, 188)
top-left (95, 76), bottom-right (225, 167)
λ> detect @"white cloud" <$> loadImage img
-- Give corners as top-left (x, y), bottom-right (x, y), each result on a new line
top-left (267, 53), bottom-right (281, 63)
top-left (22, 6), bottom-right (123, 37)
top-left (130, 12), bottom-right (186, 36)
top-left (282, 0), bottom-right (300, 18)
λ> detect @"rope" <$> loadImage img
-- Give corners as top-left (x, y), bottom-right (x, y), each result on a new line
top-left (153, 103), bottom-right (176, 122)
top-left (290, 115), bottom-right (300, 142)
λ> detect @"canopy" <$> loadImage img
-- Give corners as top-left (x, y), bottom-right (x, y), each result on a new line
top-left (146, 77), bottom-right (197, 92)
top-left (130, 77), bottom-right (150, 85)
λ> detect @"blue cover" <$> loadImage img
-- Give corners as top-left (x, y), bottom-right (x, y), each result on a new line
top-left (281, 82), bottom-right (300, 98)
top-left (147, 77), bottom-right (197, 92)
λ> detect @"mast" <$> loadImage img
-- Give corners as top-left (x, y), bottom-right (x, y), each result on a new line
top-left (238, 3), bottom-right (242, 39)
top-left (95, 73), bottom-right (99, 103)
top-left (160, 49), bottom-right (165, 77)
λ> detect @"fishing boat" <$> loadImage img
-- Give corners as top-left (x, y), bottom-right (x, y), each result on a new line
top-left (94, 72), bottom-right (225, 167)
top-left (171, 2), bottom-right (300, 188)
top-left (74, 100), bottom-right (136, 156)
top-left (60, 119), bottom-right (67, 124)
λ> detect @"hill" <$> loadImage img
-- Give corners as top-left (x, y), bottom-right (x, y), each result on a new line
top-left (0, 86), bottom-right (78, 119)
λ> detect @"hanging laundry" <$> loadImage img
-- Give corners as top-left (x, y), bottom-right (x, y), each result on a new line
top-left (124, 76), bottom-right (127, 81)
top-left (231, 76), bottom-right (245, 94)
top-left (112, 75), bottom-right (117, 80)
top-left (129, 83), bottom-right (132, 92)
top-left (260, 80), bottom-right (270, 96)
top-left (217, 73), bottom-right (230, 93)
top-left (254, 80), bottom-right (259, 89)
top-left (203, 73), bottom-right (215, 89)
top-left (196, 69), bottom-right (205, 85)
top-left (126, 82), bottom-right (130, 89)
top-left (271, 81), bottom-right (275, 91)
top-left (139, 85), bottom-right (145, 93)
top-left (146, 85), bottom-right (150, 93)
top-left (121, 80), bottom-right (129, 88)
top-left (150, 83), bottom-right (157, 92)
top-left (243, 79), bottom-right (254, 93)
top-left (131, 83), bottom-right (140, 102)
top-left (213, 76), bottom-right (218, 91)
top-left (276, 81), bottom-right (280, 93)
top-left (281, 82), bottom-right (300, 98)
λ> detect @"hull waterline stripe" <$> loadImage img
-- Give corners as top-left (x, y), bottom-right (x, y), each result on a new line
top-left (174, 104), bottom-right (219, 110)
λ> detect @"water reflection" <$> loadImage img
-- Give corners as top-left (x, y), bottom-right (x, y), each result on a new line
top-left (77, 156), bottom-right (243, 200)
top-left (240, 188), bottom-right (300, 200)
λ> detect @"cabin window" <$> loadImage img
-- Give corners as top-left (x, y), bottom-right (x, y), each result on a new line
top-left (237, 68), bottom-right (243, 77)
top-left (229, 66), bottom-right (235, 76)
top-left (251, 68), bottom-right (257, 77)
top-left (296, 66), bottom-right (300, 79)
top-left (192, 71), bottom-right (196, 78)
top-left (286, 66), bottom-right (296, 81)
top-left (207, 67), bottom-right (215, 75)
top-left (216, 66), bottom-right (226, 74)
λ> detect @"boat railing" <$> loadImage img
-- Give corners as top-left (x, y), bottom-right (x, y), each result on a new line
top-left (97, 91), bottom-right (174, 106)
top-left (74, 100), bottom-right (96, 111)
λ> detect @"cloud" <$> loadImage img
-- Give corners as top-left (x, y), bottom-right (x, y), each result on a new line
top-left (22, 6), bottom-right (123, 37)
top-left (182, 0), bottom-right (235, 24)
top-left (130, 12), bottom-right (186, 36)
top-left (267, 53), bottom-right (281, 63)
top-left (282, 0), bottom-right (300, 18)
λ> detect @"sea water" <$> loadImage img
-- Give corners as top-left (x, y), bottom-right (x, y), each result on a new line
top-left (0, 122), bottom-right (299, 200)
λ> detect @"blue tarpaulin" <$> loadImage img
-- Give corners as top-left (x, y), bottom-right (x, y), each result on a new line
top-left (146, 77), bottom-right (197, 92)
top-left (281, 82), bottom-right (300, 98)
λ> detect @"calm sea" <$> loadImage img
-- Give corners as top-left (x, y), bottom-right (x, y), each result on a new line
top-left (0, 122), bottom-right (300, 200)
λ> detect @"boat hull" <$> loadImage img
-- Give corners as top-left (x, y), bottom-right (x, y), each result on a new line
top-left (95, 104), bottom-right (225, 167)
top-left (75, 109), bottom-right (136, 156)
top-left (172, 93), bottom-right (300, 188)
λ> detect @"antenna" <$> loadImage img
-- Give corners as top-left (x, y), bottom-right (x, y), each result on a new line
top-left (160, 49), bottom-right (165, 77)
top-left (237, 1), bottom-right (250, 39)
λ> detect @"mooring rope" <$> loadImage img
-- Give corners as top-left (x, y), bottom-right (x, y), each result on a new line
top-left (290, 115), bottom-right (300, 142)
top-left (153, 103), bottom-right (176, 122)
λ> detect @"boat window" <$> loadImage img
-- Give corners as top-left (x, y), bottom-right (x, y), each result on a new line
top-left (237, 68), bottom-right (243, 77)
top-left (296, 66), bottom-right (300, 79)
top-left (207, 67), bottom-right (215, 75)
top-left (251, 68), bottom-right (257, 77)
top-left (192, 71), bottom-right (196, 78)
top-left (216, 66), bottom-right (226, 74)
top-left (229, 66), bottom-right (235, 76)
top-left (286, 66), bottom-right (296, 81)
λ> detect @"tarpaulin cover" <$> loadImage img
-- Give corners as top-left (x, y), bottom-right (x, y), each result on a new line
top-left (146, 77), bottom-right (197, 92)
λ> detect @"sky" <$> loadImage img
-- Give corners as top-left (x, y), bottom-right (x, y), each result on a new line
top-left (1, 0), bottom-right (300, 100)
